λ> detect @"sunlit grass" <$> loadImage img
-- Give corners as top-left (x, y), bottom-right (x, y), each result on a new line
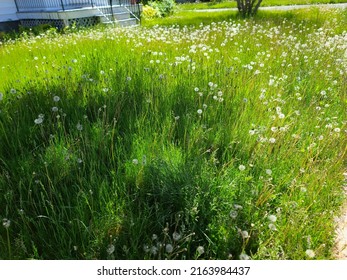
top-left (0, 8), bottom-right (346, 260)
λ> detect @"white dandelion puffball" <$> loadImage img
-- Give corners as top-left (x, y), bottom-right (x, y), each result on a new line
top-left (165, 244), bottom-right (173, 253)
top-left (305, 249), bottom-right (315, 258)
top-left (268, 214), bottom-right (277, 222)
top-left (53, 96), bottom-right (60, 102)
top-left (266, 169), bottom-right (272, 175)
top-left (76, 123), bottom-right (83, 131)
top-left (239, 253), bottom-right (250, 260)
top-left (106, 244), bottom-right (115, 255)
top-left (241, 231), bottom-right (249, 239)
top-left (197, 246), bottom-right (205, 255)
top-left (239, 165), bottom-right (246, 171)
top-left (230, 210), bottom-right (238, 219)
top-left (172, 232), bottom-right (181, 241)
top-left (2, 218), bottom-right (11, 229)
top-left (268, 223), bottom-right (277, 231)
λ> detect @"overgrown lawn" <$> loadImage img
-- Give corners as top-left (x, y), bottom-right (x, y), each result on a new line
top-left (0, 8), bottom-right (346, 260)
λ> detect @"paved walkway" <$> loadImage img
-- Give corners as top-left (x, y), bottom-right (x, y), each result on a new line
top-left (189, 3), bottom-right (347, 12)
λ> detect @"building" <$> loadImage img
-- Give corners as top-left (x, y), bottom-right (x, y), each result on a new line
top-left (0, 0), bottom-right (19, 31)
top-left (0, 0), bottom-right (141, 32)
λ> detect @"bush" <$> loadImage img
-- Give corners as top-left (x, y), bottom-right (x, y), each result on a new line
top-left (157, 0), bottom-right (176, 16)
top-left (147, 0), bottom-right (176, 18)
top-left (142, 5), bottom-right (162, 19)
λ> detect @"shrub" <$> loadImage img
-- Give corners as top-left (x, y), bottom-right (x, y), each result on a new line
top-left (142, 5), bottom-right (162, 19)
top-left (147, 0), bottom-right (176, 18)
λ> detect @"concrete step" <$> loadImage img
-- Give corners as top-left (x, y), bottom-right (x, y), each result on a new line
top-left (97, 6), bottom-right (128, 14)
top-left (98, 12), bottom-right (131, 21)
top-left (101, 18), bottom-right (138, 27)
top-left (118, 18), bottom-right (138, 27)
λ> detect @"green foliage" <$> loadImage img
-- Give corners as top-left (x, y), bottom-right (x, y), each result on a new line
top-left (147, 0), bottom-right (176, 17)
top-left (0, 8), bottom-right (346, 260)
top-left (18, 24), bottom-right (56, 36)
top-left (142, 5), bottom-right (162, 19)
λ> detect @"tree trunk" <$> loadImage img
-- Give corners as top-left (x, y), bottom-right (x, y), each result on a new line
top-left (235, 0), bottom-right (263, 17)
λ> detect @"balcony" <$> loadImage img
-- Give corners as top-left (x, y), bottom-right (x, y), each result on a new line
top-left (14, 0), bottom-right (137, 12)
top-left (13, 0), bottom-right (141, 28)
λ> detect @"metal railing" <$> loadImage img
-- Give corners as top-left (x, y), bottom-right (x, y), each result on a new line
top-left (14, 0), bottom-right (141, 20)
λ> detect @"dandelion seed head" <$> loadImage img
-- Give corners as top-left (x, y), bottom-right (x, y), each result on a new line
top-left (268, 223), bottom-right (277, 231)
top-left (106, 244), bottom-right (115, 255)
top-left (150, 246), bottom-right (158, 255)
top-left (165, 244), bottom-right (173, 253)
top-left (300, 187), bottom-right (307, 193)
top-left (2, 218), bottom-right (10, 229)
top-left (305, 249), bottom-right (315, 258)
top-left (197, 109), bottom-right (203, 115)
top-left (229, 210), bottom-right (238, 219)
top-left (268, 214), bottom-right (277, 222)
top-left (239, 165), bottom-right (246, 171)
top-left (234, 204), bottom-right (243, 210)
top-left (53, 96), bottom-right (60, 102)
top-left (266, 169), bottom-right (273, 175)
top-left (241, 230), bottom-right (249, 239)
top-left (34, 116), bottom-right (44, 125)
top-left (132, 159), bottom-right (139, 165)
top-left (197, 246), bottom-right (205, 255)
top-left (239, 253), bottom-right (250, 260)
top-left (172, 232), bottom-right (181, 241)
top-left (76, 123), bottom-right (83, 131)
top-left (143, 245), bottom-right (150, 253)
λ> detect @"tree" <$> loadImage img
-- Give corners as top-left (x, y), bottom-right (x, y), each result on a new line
top-left (235, 0), bottom-right (263, 17)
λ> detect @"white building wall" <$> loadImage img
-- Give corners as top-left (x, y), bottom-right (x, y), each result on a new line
top-left (0, 0), bottom-right (18, 22)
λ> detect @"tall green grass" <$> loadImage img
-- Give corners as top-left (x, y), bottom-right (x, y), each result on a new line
top-left (0, 8), bottom-right (346, 259)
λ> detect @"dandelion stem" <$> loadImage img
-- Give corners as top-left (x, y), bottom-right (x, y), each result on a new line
top-left (6, 228), bottom-right (11, 259)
